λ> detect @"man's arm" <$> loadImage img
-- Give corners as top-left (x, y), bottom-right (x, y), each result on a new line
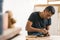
top-left (26, 21), bottom-right (48, 34)
top-left (46, 18), bottom-right (51, 30)
top-left (45, 25), bottom-right (50, 36)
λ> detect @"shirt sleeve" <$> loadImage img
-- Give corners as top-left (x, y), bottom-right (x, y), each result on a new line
top-left (28, 12), bottom-right (35, 22)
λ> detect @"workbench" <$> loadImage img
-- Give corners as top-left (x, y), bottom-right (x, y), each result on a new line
top-left (26, 35), bottom-right (60, 40)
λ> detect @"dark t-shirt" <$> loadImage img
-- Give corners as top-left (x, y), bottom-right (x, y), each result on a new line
top-left (28, 12), bottom-right (51, 35)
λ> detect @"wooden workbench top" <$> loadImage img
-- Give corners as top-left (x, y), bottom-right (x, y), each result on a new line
top-left (26, 35), bottom-right (60, 40)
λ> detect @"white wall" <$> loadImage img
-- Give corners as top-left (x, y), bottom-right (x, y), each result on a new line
top-left (3, 0), bottom-right (34, 28)
top-left (3, 0), bottom-right (34, 36)
top-left (50, 6), bottom-right (59, 35)
top-left (3, 0), bottom-right (60, 36)
top-left (3, 0), bottom-right (60, 40)
top-left (34, 0), bottom-right (47, 4)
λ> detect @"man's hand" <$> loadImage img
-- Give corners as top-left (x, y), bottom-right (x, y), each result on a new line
top-left (40, 28), bottom-right (50, 36)
top-left (40, 28), bottom-right (48, 34)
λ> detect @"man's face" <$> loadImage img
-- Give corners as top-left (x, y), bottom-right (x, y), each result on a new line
top-left (43, 10), bottom-right (53, 19)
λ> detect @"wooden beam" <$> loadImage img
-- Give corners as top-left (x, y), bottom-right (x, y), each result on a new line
top-left (34, 4), bottom-right (60, 7)
top-left (58, 6), bottom-right (60, 13)
top-left (48, 0), bottom-right (60, 2)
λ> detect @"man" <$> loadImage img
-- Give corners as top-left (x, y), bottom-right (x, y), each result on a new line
top-left (26, 6), bottom-right (55, 37)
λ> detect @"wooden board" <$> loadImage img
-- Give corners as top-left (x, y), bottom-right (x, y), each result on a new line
top-left (0, 28), bottom-right (21, 40)
top-left (26, 35), bottom-right (60, 40)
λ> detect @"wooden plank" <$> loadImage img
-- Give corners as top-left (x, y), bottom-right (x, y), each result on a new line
top-left (26, 36), bottom-right (60, 40)
top-left (48, 0), bottom-right (60, 2)
top-left (34, 4), bottom-right (60, 7)
top-left (26, 36), bottom-right (50, 40)
top-left (58, 6), bottom-right (60, 13)
top-left (0, 28), bottom-right (21, 40)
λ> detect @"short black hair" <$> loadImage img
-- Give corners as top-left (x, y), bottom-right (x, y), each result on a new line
top-left (44, 6), bottom-right (55, 14)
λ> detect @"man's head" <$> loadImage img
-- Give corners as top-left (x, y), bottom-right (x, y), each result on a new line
top-left (42, 6), bottom-right (55, 19)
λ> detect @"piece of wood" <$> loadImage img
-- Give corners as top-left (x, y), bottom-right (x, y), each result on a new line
top-left (48, 0), bottom-right (60, 2)
top-left (0, 28), bottom-right (21, 40)
top-left (26, 35), bottom-right (50, 40)
top-left (26, 36), bottom-right (60, 40)
top-left (34, 4), bottom-right (60, 7)
top-left (58, 6), bottom-right (60, 13)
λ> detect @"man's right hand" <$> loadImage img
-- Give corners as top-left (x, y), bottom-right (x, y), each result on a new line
top-left (40, 29), bottom-right (48, 34)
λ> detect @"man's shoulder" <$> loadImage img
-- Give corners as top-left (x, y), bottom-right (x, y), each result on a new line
top-left (31, 11), bottom-right (39, 15)
top-left (32, 11), bottom-right (39, 14)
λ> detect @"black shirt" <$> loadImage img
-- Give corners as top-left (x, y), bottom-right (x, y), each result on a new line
top-left (28, 12), bottom-right (51, 35)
